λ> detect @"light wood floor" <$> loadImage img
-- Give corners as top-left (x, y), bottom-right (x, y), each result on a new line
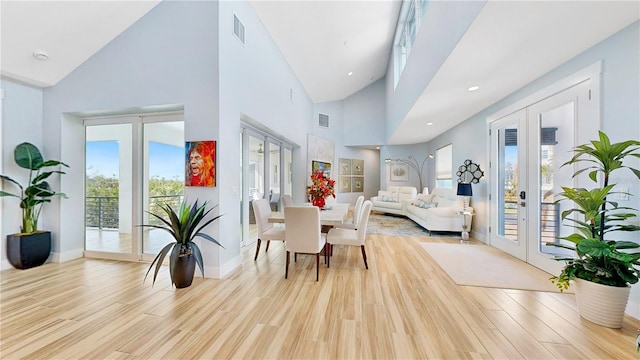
top-left (1, 234), bottom-right (638, 359)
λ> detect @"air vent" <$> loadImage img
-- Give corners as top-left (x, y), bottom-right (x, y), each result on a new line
top-left (319, 113), bottom-right (329, 128)
top-left (233, 14), bottom-right (245, 45)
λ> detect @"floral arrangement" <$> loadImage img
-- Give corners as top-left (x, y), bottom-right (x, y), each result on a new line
top-left (307, 170), bottom-right (335, 208)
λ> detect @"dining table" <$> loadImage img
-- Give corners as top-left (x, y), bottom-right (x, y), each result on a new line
top-left (267, 203), bottom-right (350, 227)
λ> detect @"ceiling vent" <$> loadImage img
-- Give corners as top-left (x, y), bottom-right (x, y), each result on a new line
top-left (318, 113), bottom-right (329, 128)
top-left (233, 14), bottom-right (245, 45)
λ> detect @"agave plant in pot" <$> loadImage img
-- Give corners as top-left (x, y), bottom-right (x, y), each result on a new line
top-left (140, 200), bottom-right (223, 288)
top-left (0, 142), bottom-right (68, 269)
top-left (549, 131), bottom-right (640, 328)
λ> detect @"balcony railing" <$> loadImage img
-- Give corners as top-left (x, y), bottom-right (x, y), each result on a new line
top-left (502, 200), bottom-right (560, 244)
top-left (85, 195), bottom-right (183, 229)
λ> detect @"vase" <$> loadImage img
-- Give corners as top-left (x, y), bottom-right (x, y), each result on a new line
top-left (312, 197), bottom-right (326, 208)
top-left (172, 254), bottom-right (196, 288)
top-left (7, 231), bottom-right (51, 269)
top-left (574, 278), bottom-right (631, 328)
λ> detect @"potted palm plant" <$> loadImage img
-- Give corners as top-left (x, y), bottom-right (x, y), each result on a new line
top-left (0, 142), bottom-right (68, 269)
top-left (140, 199), bottom-right (224, 288)
top-left (549, 131), bottom-right (640, 328)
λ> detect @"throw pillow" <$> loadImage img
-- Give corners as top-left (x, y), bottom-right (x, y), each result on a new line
top-left (415, 199), bottom-right (437, 208)
top-left (381, 195), bottom-right (396, 202)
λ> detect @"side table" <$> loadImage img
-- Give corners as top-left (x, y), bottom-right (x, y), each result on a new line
top-left (457, 210), bottom-right (473, 241)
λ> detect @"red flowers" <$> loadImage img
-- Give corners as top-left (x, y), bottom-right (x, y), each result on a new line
top-left (307, 170), bottom-right (335, 203)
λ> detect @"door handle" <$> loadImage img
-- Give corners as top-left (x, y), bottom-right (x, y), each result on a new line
top-left (520, 201), bottom-right (526, 207)
top-left (519, 191), bottom-right (526, 200)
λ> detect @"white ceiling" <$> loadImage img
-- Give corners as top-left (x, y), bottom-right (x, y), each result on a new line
top-left (1, 1), bottom-right (638, 146)
top-left (0, 1), bottom-right (160, 87)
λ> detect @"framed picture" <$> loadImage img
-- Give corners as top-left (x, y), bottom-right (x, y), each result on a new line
top-left (312, 160), bottom-right (331, 178)
top-left (185, 140), bottom-right (216, 187)
top-left (352, 176), bottom-right (364, 192)
top-left (390, 163), bottom-right (409, 182)
top-left (339, 158), bottom-right (352, 175)
top-left (338, 176), bottom-right (352, 193)
top-left (352, 159), bottom-right (364, 175)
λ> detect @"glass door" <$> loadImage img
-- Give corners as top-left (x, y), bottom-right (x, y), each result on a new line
top-left (85, 122), bottom-right (136, 259)
top-left (84, 113), bottom-right (184, 261)
top-left (490, 110), bottom-right (527, 261)
top-left (141, 120), bottom-right (185, 258)
top-left (490, 81), bottom-right (593, 274)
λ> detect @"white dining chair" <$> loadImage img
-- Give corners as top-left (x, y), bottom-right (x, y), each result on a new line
top-left (281, 194), bottom-right (294, 208)
top-left (284, 206), bottom-right (326, 281)
top-left (252, 198), bottom-right (286, 261)
top-left (334, 195), bottom-right (364, 230)
top-left (326, 200), bottom-right (373, 269)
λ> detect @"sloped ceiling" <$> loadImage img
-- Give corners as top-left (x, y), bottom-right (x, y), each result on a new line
top-left (1, 1), bottom-right (638, 145)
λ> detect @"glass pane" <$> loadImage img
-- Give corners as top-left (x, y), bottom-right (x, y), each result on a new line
top-left (539, 102), bottom-right (574, 255)
top-left (85, 124), bottom-right (133, 253)
top-left (142, 121), bottom-right (185, 255)
top-left (268, 142), bottom-right (281, 211)
top-left (498, 125), bottom-right (518, 241)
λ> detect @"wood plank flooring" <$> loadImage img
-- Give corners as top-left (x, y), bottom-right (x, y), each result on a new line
top-left (1, 234), bottom-right (638, 359)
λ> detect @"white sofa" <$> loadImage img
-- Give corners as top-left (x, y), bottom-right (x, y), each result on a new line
top-left (405, 188), bottom-right (473, 235)
top-left (370, 186), bottom-right (418, 215)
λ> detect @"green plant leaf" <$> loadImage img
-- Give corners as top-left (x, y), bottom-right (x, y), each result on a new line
top-left (0, 174), bottom-right (23, 191)
top-left (144, 242), bottom-right (175, 286)
top-left (190, 242), bottom-right (205, 279)
top-left (14, 142), bottom-right (43, 170)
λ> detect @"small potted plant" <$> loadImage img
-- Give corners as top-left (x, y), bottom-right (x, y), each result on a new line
top-left (307, 170), bottom-right (335, 208)
top-left (0, 142), bottom-right (68, 269)
top-left (549, 131), bottom-right (640, 328)
top-left (140, 199), bottom-right (224, 288)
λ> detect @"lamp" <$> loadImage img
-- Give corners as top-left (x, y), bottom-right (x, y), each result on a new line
top-left (456, 183), bottom-right (472, 211)
top-left (385, 155), bottom-right (430, 191)
top-left (457, 182), bottom-right (473, 241)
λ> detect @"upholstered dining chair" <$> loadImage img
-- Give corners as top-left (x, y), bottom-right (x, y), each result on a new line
top-left (281, 194), bottom-right (294, 208)
top-left (334, 195), bottom-right (364, 230)
top-left (326, 200), bottom-right (373, 269)
top-left (284, 206), bottom-right (326, 281)
top-left (252, 198), bottom-right (286, 261)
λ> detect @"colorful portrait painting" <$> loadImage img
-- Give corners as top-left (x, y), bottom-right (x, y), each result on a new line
top-left (185, 141), bottom-right (216, 187)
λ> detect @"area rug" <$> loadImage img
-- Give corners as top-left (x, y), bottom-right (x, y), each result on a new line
top-left (419, 243), bottom-right (571, 293)
top-left (367, 213), bottom-right (456, 237)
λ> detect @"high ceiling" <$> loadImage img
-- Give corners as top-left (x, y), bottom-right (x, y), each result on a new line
top-left (1, 1), bottom-right (638, 145)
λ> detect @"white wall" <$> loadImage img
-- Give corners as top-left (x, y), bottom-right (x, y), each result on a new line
top-left (41, 1), bottom-right (221, 269)
top-left (0, 80), bottom-right (44, 270)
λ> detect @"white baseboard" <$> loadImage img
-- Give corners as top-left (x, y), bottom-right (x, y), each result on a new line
top-left (1, 258), bottom-right (11, 271)
top-left (49, 248), bottom-right (84, 263)
top-left (471, 230), bottom-right (487, 243)
top-left (203, 254), bottom-right (242, 279)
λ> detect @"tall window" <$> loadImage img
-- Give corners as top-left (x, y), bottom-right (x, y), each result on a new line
top-left (394, 0), bottom-right (429, 88)
top-left (436, 144), bottom-right (452, 188)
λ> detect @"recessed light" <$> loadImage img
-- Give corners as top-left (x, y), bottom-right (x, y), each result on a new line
top-left (33, 51), bottom-right (49, 61)
top-left (467, 85), bottom-right (480, 92)
top-left (347, 71), bottom-right (353, 76)
top-left (426, 122), bottom-right (433, 126)
top-left (376, 146), bottom-right (380, 150)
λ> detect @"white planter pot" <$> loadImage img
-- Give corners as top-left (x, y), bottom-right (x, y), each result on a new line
top-left (574, 278), bottom-right (631, 328)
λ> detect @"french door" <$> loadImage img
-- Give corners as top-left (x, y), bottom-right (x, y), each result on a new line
top-left (84, 113), bottom-right (184, 261)
top-left (490, 80), bottom-right (595, 274)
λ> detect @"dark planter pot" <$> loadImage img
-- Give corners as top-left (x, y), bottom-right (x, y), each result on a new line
top-left (7, 231), bottom-right (51, 269)
top-left (173, 254), bottom-right (196, 288)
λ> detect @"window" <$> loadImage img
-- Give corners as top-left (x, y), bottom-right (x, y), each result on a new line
top-left (436, 144), bottom-right (452, 188)
top-left (393, 0), bottom-right (429, 88)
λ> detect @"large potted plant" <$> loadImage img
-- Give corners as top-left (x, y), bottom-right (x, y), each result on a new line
top-left (141, 200), bottom-right (224, 288)
top-left (550, 131), bottom-right (640, 328)
top-left (0, 142), bottom-right (68, 269)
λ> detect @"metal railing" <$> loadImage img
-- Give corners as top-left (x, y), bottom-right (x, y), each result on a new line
top-left (85, 195), bottom-right (183, 229)
top-left (502, 201), bottom-right (560, 244)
